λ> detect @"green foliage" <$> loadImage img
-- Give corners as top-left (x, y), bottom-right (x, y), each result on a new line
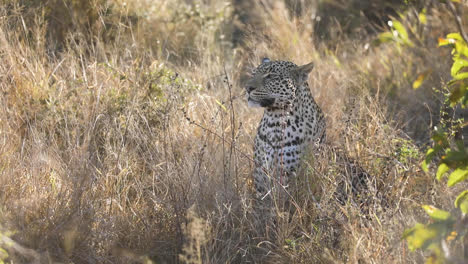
top-left (439, 32), bottom-right (468, 106)
top-left (0, 248), bottom-right (7, 263)
top-left (377, 20), bottom-right (413, 47)
top-left (422, 205), bottom-right (453, 221)
top-left (373, 7), bottom-right (435, 95)
top-left (144, 62), bottom-right (202, 100)
top-left (403, 3), bottom-right (468, 261)
top-left (447, 167), bottom-right (468, 187)
top-left (403, 221), bottom-right (453, 251)
top-left (454, 190), bottom-right (468, 214)
top-left (284, 238), bottom-right (298, 251)
top-left (395, 139), bottom-right (420, 165)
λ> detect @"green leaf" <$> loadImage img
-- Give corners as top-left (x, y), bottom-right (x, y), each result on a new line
top-left (447, 167), bottom-right (468, 187)
top-left (377, 31), bottom-right (395, 44)
top-left (436, 163), bottom-right (450, 181)
top-left (403, 223), bottom-right (438, 251)
top-left (422, 160), bottom-right (429, 172)
top-left (455, 190), bottom-right (468, 214)
top-left (422, 205), bottom-right (452, 221)
top-left (418, 8), bottom-right (427, 24)
top-left (455, 41), bottom-right (468, 58)
top-left (447, 32), bottom-right (464, 42)
top-left (449, 83), bottom-right (468, 105)
top-left (422, 148), bottom-right (436, 172)
top-left (453, 72), bottom-right (468, 81)
top-left (426, 148), bottom-right (436, 160)
top-left (451, 59), bottom-right (468, 77)
top-left (392, 21), bottom-right (413, 46)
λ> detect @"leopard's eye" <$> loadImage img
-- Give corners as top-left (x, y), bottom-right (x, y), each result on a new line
top-left (246, 86), bottom-right (255, 92)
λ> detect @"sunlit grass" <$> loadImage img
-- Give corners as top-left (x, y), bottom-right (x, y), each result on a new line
top-left (0, 1), bottom-right (463, 263)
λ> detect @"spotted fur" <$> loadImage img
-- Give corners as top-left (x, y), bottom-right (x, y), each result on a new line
top-left (245, 59), bottom-right (326, 199)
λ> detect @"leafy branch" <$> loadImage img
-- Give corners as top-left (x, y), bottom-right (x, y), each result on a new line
top-left (402, 1), bottom-right (468, 262)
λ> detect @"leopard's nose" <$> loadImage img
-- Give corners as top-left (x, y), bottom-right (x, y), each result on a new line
top-left (246, 86), bottom-right (255, 93)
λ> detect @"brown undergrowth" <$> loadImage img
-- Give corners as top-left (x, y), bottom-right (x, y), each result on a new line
top-left (0, 1), bottom-right (463, 263)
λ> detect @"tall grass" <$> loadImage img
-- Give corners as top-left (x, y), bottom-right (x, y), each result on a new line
top-left (0, 0), bottom-right (464, 263)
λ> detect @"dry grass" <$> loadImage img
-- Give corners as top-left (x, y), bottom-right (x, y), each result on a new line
top-left (0, 0), bottom-right (465, 263)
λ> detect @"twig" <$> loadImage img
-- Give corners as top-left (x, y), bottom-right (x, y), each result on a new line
top-left (224, 66), bottom-right (240, 194)
top-left (182, 109), bottom-right (253, 163)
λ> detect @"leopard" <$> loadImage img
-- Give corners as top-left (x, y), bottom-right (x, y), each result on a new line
top-left (245, 58), bottom-right (326, 201)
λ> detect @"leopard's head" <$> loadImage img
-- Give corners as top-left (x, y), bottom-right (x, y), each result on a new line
top-left (245, 58), bottom-right (314, 109)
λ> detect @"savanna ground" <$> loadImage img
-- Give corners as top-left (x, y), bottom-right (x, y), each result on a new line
top-left (0, 0), bottom-right (467, 263)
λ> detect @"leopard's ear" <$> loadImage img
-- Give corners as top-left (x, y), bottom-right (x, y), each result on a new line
top-left (293, 62), bottom-right (314, 83)
top-left (295, 62), bottom-right (314, 75)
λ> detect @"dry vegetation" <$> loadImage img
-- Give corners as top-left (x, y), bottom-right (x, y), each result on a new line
top-left (0, 0), bottom-right (466, 263)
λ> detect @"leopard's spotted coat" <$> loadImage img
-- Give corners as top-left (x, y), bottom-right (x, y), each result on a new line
top-left (245, 58), bottom-right (326, 199)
